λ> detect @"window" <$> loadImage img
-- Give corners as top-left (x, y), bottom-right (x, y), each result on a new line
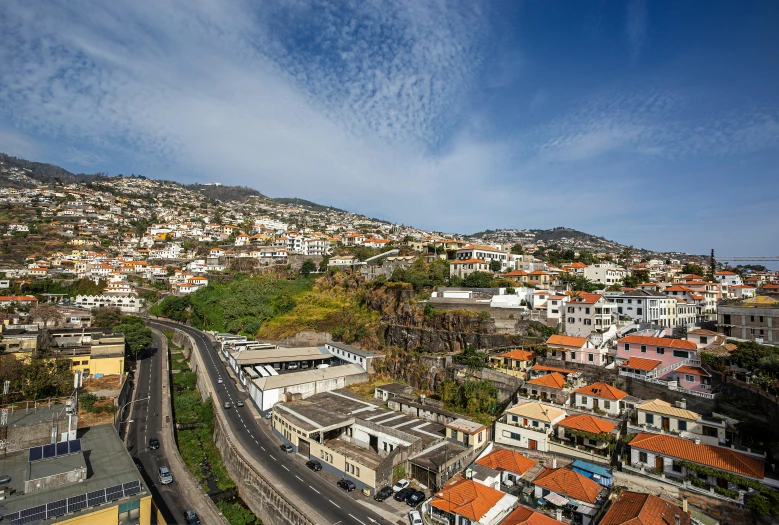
top-left (640, 345), bottom-right (647, 353)
top-left (118, 500), bottom-right (141, 522)
top-left (684, 374), bottom-right (695, 383)
top-left (639, 452), bottom-right (648, 463)
top-left (678, 420), bottom-right (687, 431)
top-left (673, 350), bottom-right (688, 358)
top-left (700, 336), bottom-right (708, 344)
top-left (571, 352), bottom-right (576, 360)
top-left (588, 353), bottom-right (594, 362)
top-left (750, 315), bottom-right (755, 322)
top-left (672, 461), bottom-right (682, 473)
top-left (624, 343), bottom-right (630, 351)
top-left (656, 347), bottom-right (665, 354)
top-left (645, 414), bottom-right (654, 425)
top-left (702, 426), bottom-right (718, 437)
top-left (532, 420), bottom-right (539, 427)
top-left (604, 400), bottom-right (611, 410)
top-left (568, 317), bottom-right (575, 324)
top-left (568, 307), bottom-right (574, 313)
top-left (585, 308), bottom-right (590, 314)
top-left (637, 308), bottom-right (643, 315)
top-left (478, 432), bottom-right (483, 443)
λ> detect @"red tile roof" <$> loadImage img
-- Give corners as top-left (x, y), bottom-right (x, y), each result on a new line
top-left (620, 357), bottom-right (662, 371)
top-left (557, 414), bottom-right (617, 434)
top-left (497, 349), bottom-right (536, 361)
top-left (502, 506), bottom-right (566, 525)
top-left (568, 293), bottom-right (603, 305)
top-left (532, 468), bottom-right (603, 503)
top-left (532, 365), bottom-right (577, 375)
top-left (674, 365), bottom-right (710, 377)
top-left (546, 335), bottom-right (588, 348)
top-left (527, 372), bottom-right (566, 389)
top-left (429, 479), bottom-right (508, 521)
top-left (574, 382), bottom-right (628, 400)
top-left (619, 335), bottom-right (697, 350)
top-left (599, 491), bottom-right (690, 525)
top-left (629, 433), bottom-right (764, 478)
top-left (476, 449), bottom-right (537, 475)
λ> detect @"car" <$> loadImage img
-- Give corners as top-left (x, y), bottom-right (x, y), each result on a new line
top-left (217, 377), bottom-right (224, 384)
top-left (235, 400), bottom-right (244, 407)
top-left (279, 443), bottom-right (293, 454)
top-left (148, 438), bottom-right (160, 450)
top-left (408, 510), bottom-right (423, 525)
top-left (394, 487), bottom-right (413, 501)
top-left (306, 460), bottom-right (322, 471)
top-left (223, 401), bottom-right (232, 409)
top-left (405, 490), bottom-right (425, 506)
top-left (393, 479), bottom-right (410, 492)
top-left (158, 466), bottom-right (173, 485)
top-left (337, 479), bottom-right (356, 492)
top-left (264, 411), bottom-right (272, 419)
top-left (287, 363), bottom-right (299, 370)
top-left (374, 486), bottom-right (393, 502)
top-left (184, 510), bottom-right (201, 525)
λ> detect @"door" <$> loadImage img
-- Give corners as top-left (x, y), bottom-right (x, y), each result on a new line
top-left (662, 417), bottom-right (670, 431)
top-left (298, 438), bottom-right (310, 458)
top-left (529, 439), bottom-right (538, 450)
top-left (655, 456), bottom-right (664, 471)
top-left (593, 399), bottom-right (599, 410)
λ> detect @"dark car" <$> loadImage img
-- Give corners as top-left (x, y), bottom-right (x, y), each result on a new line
top-left (149, 438), bottom-right (160, 450)
top-left (306, 460), bottom-right (322, 471)
top-left (337, 479), bottom-right (356, 492)
top-left (235, 400), bottom-right (245, 407)
top-left (405, 491), bottom-right (425, 506)
top-left (184, 510), bottom-right (201, 525)
top-left (280, 443), bottom-right (293, 454)
top-left (394, 487), bottom-right (413, 501)
top-left (374, 486), bottom-right (393, 502)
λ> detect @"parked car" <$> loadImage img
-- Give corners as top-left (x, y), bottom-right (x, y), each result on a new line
top-left (158, 466), bottom-right (173, 485)
top-left (394, 487), bottom-right (413, 501)
top-left (405, 491), bottom-right (425, 506)
top-left (337, 479), bottom-right (356, 492)
top-left (374, 486), bottom-right (393, 502)
top-left (148, 438), bottom-right (160, 450)
top-left (264, 412), bottom-right (272, 419)
top-left (184, 510), bottom-right (201, 525)
top-left (287, 363), bottom-right (299, 370)
top-left (280, 444), bottom-right (293, 453)
top-left (223, 401), bottom-right (232, 409)
top-left (217, 377), bottom-right (224, 384)
top-left (306, 460), bottom-right (322, 471)
top-left (408, 510), bottom-right (423, 525)
top-left (236, 400), bottom-right (244, 407)
top-left (393, 479), bottom-right (410, 492)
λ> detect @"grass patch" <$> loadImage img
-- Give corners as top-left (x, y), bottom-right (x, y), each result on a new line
top-left (217, 500), bottom-right (262, 525)
top-left (171, 356), bottom-right (190, 371)
top-left (346, 375), bottom-right (398, 400)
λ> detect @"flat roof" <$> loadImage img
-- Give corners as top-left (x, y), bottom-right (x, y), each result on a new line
top-left (0, 424), bottom-right (149, 518)
top-left (29, 450), bottom-right (87, 481)
top-left (233, 346), bottom-right (329, 365)
top-left (325, 341), bottom-right (383, 358)
top-left (7, 403), bottom-right (70, 427)
top-left (252, 364), bottom-right (365, 391)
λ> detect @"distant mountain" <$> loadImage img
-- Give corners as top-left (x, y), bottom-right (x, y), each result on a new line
top-left (527, 227), bottom-right (613, 244)
top-left (0, 152), bottom-right (105, 185)
top-left (271, 197), bottom-right (346, 213)
top-left (186, 183), bottom-right (265, 202)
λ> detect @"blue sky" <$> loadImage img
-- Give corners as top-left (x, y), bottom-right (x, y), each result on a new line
top-left (1, 0), bottom-right (778, 257)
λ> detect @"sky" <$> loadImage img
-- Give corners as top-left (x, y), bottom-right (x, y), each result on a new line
top-left (1, 0), bottom-right (778, 257)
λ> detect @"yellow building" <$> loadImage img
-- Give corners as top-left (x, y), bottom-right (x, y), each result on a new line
top-left (0, 424), bottom-right (155, 525)
top-left (488, 349), bottom-right (536, 379)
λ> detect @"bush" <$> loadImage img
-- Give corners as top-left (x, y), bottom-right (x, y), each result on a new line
top-left (714, 486), bottom-right (738, 499)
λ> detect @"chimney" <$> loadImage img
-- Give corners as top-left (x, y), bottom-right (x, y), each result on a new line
top-left (682, 497), bottom-right (688, 513)
top-left (552, 458), bottom-right (557, 468)
top-left (556, 509), bottom-right (562, 521)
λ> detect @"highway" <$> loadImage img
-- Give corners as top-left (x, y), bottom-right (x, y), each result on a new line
top-left (124, 331), bottom-right (194, 525)
top-left (147, 319), bottom-right (396, 525)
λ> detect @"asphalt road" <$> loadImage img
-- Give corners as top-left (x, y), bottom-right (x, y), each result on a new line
top-left (148, 319), bottom-right (399, 525)
top-left (124, 331), bottom-right (194, 525)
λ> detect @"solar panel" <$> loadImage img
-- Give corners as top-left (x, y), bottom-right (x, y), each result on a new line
top-left (47, 498), bottom-right (67, 518)
top-left (69, 439), bottom-right (82, 453)
top-left (20, 504), bottom-right (46, 523)
top-left (2, 512), bottom-right (19, 524)
top-left (42, 443), bottom-right (56, 459)
top-left (87, 488), bottom-right (106, 507)
top-left (68, 493), bottom-right (87, 512)
top-left (105, 484), bottom-right (124, 501)
top-left (28, 445), bottom-right (42, 462)
top-left (56, 440), bottom-right (69, 455)
top-left (123, 480), bottom-right (141, 496)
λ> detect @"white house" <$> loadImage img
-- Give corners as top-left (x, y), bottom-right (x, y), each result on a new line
top-left (495, 401), bottom-right (566, 452)
top-left (572, 382), bottom-right (628, 417)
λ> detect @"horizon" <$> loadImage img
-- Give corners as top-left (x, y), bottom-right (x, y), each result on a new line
top-left (1, 1), bottom-right (778, 257)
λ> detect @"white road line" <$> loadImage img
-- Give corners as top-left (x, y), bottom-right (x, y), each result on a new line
top-left (295, 475), bottom-right (303, 481)
top-left (269, 455), bottom-right (276, 461)
top-left (328, 499), bottom-right (340, 508)
top-left (309, 486), bottom-right (321, 494)
top-left (254, 440), bottom-right (259, 444)
top-left (261, 446), bottom-right (265, 451)
top-left (282, 464), bottom-right (289, 471)
top-left (349, 514), bottom-right (367, 525)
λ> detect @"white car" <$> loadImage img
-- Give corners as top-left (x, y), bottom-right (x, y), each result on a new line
top-left (393, 479), bottom-right (410, 492)
top-left (217, 377), bottom-right (224, 384)
top-left (158, 466), bottom-right (173, 485)
top-left (408, 510), bottom-right (423, 525)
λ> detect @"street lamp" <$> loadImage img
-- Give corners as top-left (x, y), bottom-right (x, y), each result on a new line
top-left (115, 396), bottom-right (150, 429)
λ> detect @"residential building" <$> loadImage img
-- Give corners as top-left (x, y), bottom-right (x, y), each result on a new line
top-left (456, 245), bottom-right (510, 271)
top-left (488, 349), bottom-right (536, 379)
top-left (495, 401), bottom-right (566, 452)
top-left (563, 293), bottom-right (614, 338)
top-left (599, 491), bottom-right (691, 525)
top-left (521, 373), bottom-right (570, 405)
top-left (583, 263), bottom-right (626, 285)
top-left (546, 295), bottom-right (569, 325)
top-left (324, 341), bottom-right (384, 374)
top-left (527, 365), bottom-right (584, 388)
top-left (715, 271), bottom-right (742, 288)
top-left (501, 505), bottom-right (566, 525)
top-left (554, 414), bottom-right (619, 459)
top-left (572, 382), bottom-right (628, 417)
top-left (74, 295), bottom-right (144, 313)
top-left (545, 335), bottom-right (607, 367)
top-left (531, 467), bottom-right (607, 525)
top-left (450, 258), bottom-right (491, 279)
top-left (718, 296), bottom-right (779, 342)
top-left (427, 478), bottom-right (517, 525)
top-left (631, 399), bottom-right (732, 447)
top-left (610, 290), bottom-right (676, 328)
top-left (472, 448), bottom-right (538, 490)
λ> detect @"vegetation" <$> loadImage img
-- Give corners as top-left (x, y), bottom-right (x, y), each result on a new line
top-left (0, 356), bottom-right (75, 401)
top-left (436, 379), bottom-right (500, 424)
top-left (114, 316), bottom-right (153, 360)
top-left (78, 392), bottom-right (115, 414)
top-left (681, 263), bottom-right (705, 276)
top-left (92, 306), bottom-right (123, 328)
top-left (389, 257), bottom-right (449, 291)
top-left (559, 274), bottom-right (600, 292)
top-left (217, 501), bottom-right (262, 525)
top-left (301, 259), bottom-right (316, 277)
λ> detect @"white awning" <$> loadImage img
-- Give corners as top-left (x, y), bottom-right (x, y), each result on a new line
top-left (544, 493), bottom-right (570, 507)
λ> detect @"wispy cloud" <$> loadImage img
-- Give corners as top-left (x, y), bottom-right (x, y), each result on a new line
top-left (625, 0), bottom-right (648, 63)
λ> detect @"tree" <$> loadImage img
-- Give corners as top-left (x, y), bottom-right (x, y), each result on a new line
top-left (489, 260), bottom-right (502, 273)
top-left (301, 259), bottom-right (316, 277)
top-left (115, 316), bottom-right (153, 359)
top-left (619, 245), bottom-right (634, 267)
top-left (91, 306), bottom-right (123, 328)
top-left (28, 304), bottom-right (63, 328)
top-left (706, 249), bottom-right (716, 282)
top-left (510, 244), bottom-right (524, 255)
top-left (681, 263), bottom-right (705, 276)
top-left (318, 256), bottom-right (330, 272)
top-left (464, 271), bottom-right (493, 288)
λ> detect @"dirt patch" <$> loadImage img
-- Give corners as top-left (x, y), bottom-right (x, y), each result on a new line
top-left (78, 410), bottom-right (116, 428)
top-left (82, 375), bottom-right (123, 392)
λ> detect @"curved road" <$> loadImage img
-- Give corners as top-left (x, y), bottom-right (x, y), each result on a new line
top-left (148, 319), bottom-right (398, 525)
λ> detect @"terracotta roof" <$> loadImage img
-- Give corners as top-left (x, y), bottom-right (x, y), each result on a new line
top-left (532, 365), bottom-right (577, 375)
top-left (568, 293), bottom-right (603, 305)
top-left (429, 479), bottom-right (508, 521)
top-left (546, 335), bottom-right (588, 348)
top-left (532, 468), bottom-right (603, 504)
top-left (557, 414), bottom-right (617, 434)
top-left (460, 244), bottom-right (502, 253)
top-left (527, 372), bottom-right (567, 389)
top-left (599, 491), bottom-right (691, 525)
top-left (620, 357), bottom-right (662, 371)
top-left (497, 349), bottom-right (536, 361)
top-left (674, 365), bottom-right (710, 377)
top-left (506, 402), bottom-right (566, 423)
top-left (504, 270), bottom-right (529, 277)
top-left (619, 335), bottom-right (697, 350)
top-left (476, 449), bottom-right (537, 475)
top-left (629, 433), bottom-right (764, 478)
top-left (636, 400), bottom-right (699, 421)
top-left (687, 329), bottom-right (719, 336)
top-left (502, 506), bottom-right (566, 525)
top-left (574, 382), bottom-right (628, 400)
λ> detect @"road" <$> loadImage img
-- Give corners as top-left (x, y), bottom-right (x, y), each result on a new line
top-left (124, 331), bottom-right (194, 525)
top-left (147, 319), bottom-right (397, 525)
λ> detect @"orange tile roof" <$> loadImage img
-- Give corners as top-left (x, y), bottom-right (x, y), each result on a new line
top-left (497, 349), bottom-right (536, 361)
top-left (599, 491), bottom-right (690, 525)
top-left (532, 468), bottom-right (603, 503)
top-left (532, 365), bottom-right (577, 375)
top-left (460, 244), bottom-right (502, 253)
top-left (527, 372), bottom-right (566, 389)
top-left (619, 335), bottom-right (697, 350)
top-left (429, 479), bottom-right (507, 521)
top-left (568, 293), bottom-right (603, 305)
top-left (629, 433), bottom-right (764, 478)
top-left (574, 382), bottom-right (628, 400)
top-left (546, 334), bottom-right (588, 348)
top-left (674, 365), bottom-right (710, 377)
top-left (502, 506), bottom-right (566, 525)
top-left (476, 449), bottom-right (538, 475)
top-left (620, 357), bottom-right (662, 371)
top-left (504, 270), bottom-right (529, 276)
top-left (557, 414), bottom-right (617, 434)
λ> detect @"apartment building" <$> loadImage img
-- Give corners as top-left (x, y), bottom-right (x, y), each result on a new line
top-left (611, 290), bottom-right (676, 327)
top-left (456, 244), bottom-right (509, 271)
top-left (583, 263), bottom-right (626, 285)
top-left (718, 296), bottom-right (779, 343)
top-left (563, 293), bottom-right (615, 337)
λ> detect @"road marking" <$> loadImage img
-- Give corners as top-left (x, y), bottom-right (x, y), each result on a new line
top-left (269, 454), bottom-right (276, 461)
top-left (328, 499), bottom-right (340, 508)
top-left (261, 446), bottom-right (265, 451)
top-left (309, 486), bottom-right (321, 494)
top-left (295, 475), bottom-right (303, 481)
top-left (282, 464), bottom-right (289, 471)
top-left (349, 514), bottom-right (367, 525)
top-left (254, 440), bottom-right (259, 444)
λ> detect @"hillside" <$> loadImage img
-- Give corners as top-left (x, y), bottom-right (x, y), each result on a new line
top-left (271, 197), bottom-right (346, 213)
top-left (186, 183), bottom-right (265, 202)
top-left (0, 153), bottom-right (105, 185)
